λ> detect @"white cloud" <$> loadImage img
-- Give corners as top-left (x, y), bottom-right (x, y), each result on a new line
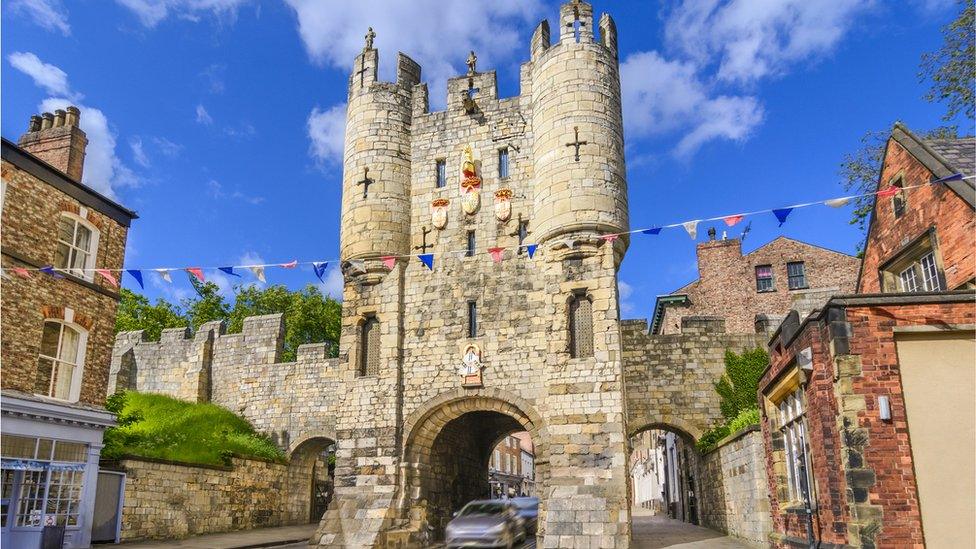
top-left (151, 136), bottom-right (183, 157)
top-left (195, 104), bottom-right (213, 125)
top-left (307, 103), bottom-right (346, 166)
top-left (40, 98), bottom-right (139, 198)
top-left (317, 266), bottom-right (344, 300)
top-left (664, 0), bottom-right (872, 84)
top-left (284, 0), bottom-right (543, 109)
top-left (620, 51), bottom-right (763, 157)
top-left (130, 136), bottom-right (150, 167)
top-left (7, 52), bottom-right (78, 99)
top-left (206, 178), bottom-right (263, 204)
top-left (8, 0), bottom-right (71, 35)
top-left (618, 280), bottom-right (635, 316)
top-left (115, 0), bottom-right (247, 28)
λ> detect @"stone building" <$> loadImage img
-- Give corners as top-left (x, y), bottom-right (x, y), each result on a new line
top-left (109, 2), bottom-right (814, 546)
top-left (488, 433), bottom-right (528, 498)
top-left (759, 124), bottom-right (975, 548)
top-left (1, 108), bottom-right (137, 548)
top-left (652, 234), bottom-right (859, 335)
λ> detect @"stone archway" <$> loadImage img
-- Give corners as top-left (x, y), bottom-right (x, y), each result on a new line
top-left (627, 423), bottom-right (703, 535)
top-left (396, 389), bottom-right (549, 540)
top-left (287, 436), bottom-right (337, 525)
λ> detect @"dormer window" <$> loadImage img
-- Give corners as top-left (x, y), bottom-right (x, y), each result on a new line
top-left (55, 214), bottom-right (97, 279)
top-left (879, 228), bottom-right (945, 293)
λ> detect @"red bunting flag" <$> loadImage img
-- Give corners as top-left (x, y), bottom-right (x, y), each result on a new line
top-left (602, 234), bottom-right (619, 243)
top-left (876, 186), bottom-right (900, 198)
top-left (488, 247), bottom-right (505, 263)
top-left (95, 269), bottom-right (118, 287)
top-left (186, 267), bottom-right (205, 282)
top-left (279, 260), bottom-right (298, 269)
top-left (12, 267), bottom-right (31, 278)
top-left (381, 256), bottom-right (396, 269)
top-left (723, 215), bottom-right (744, 226)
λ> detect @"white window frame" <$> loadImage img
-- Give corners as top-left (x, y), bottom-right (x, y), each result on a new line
top-left (899, 264), bottom-right (920, 292)
top-left (55, 212), bottom-right (99, 281)
top-left (35, 316), bottom-right (87, 403)
top-left (778, 388), bottom-right (812, 503)
top-left (919, 252), bottom-right (941, 291)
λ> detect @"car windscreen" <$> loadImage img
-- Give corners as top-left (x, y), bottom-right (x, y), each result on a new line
top-left (511, 498), bottom-right (538, 509)
top-left (459, 502), bottom-right (508, 516)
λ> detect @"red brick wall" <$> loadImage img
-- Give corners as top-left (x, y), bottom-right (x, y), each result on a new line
top-left (661, 237), bottom-right (858, 334)
top-left (761, 299), bottom-right (975, 547)
top-left (859, 138), bottom-right (976, 293)
top-left (1, 158), bottom-right (128, 405)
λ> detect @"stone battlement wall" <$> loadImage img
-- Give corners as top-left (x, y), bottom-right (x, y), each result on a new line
top-left (622, 317), bottom-right (766, 440)
top-left (110, 313), bottom-right (340, 451)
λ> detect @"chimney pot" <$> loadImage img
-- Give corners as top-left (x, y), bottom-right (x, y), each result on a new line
top-left (65, 106), bottom-right (80, 127)
top-left (28, 115), bottom-right (42, 132)
top-left (54, 109), bottom-right (66, 127)
top-left (41, 112), bottom-right (54, 130)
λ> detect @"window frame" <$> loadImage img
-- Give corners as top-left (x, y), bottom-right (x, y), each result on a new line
top-left (2, 436), bottom-right (88, 530)
top-left (498, 148), bottom-right (510, 179)
top-left (435, 159), bottom-right (447, 189)
top-left (755, 264), bottom-right (775, 293)
top-left (34, 319), bottom-right (87, 403)
top-left (54, 213), bottom-right (99, 281)
top-left (467, 300), bottom-right (478, 338)
top-left (764, 370), bottom-right (814, 508)
top-left (358, 315), bottom-right (380, 377)
top-left (878, 227), bottom-right (947, 293)
top-left (786, 261), bottom-right (807, 290)
top-left (568, 291), bottom-right (594, 359)
top-left (465, 230), bottom-right (476, 258)
top-left (891, 179), bottom-right (907, 218)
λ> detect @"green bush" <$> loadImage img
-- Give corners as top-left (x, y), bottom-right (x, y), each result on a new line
top-left (696, 407), bottom-right (761, 453)
top-left (102, 391), bottom-right (285, 466)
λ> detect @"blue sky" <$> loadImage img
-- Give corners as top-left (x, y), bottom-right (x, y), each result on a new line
top-left (3, 0), bottom-right (971, 320)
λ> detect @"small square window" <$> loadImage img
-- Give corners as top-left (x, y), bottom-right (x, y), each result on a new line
top-left (787, 262), bottom-right (806, 290)
top-left (756, 265), bottom-right (774, 292)
top-left (498, 148), bottom-right (510, 179)
top-left (435, 160), bottom-right (447, 188)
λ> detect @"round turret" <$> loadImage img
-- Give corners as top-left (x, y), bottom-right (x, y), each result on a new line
top-left (530, 1), bottom-right (629, 251)
top-left (339, 48), bottom-right (420, 262)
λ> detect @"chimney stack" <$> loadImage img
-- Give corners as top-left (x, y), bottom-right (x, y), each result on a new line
top-left (18, 106), bottom-right (88, 182)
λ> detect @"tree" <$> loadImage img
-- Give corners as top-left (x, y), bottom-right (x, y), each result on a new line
top-left (115, 288), bottom-right (188, 341)
top-left (229, 284), bottom-right (341, 361)
top-left (182, 279), bottom-right (231, 332)
top-left (920, 0), bottom-right (975, 121)
top-left (840, 126), bottom-right (959, 238)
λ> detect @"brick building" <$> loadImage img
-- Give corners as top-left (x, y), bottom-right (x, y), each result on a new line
top-left (759, 124), bottom-right (975, 548)
top-left (1, 108), bottom-right (137, 548)
top-left (489, 433), bottom-right (531, 498)
top-left (652, 234), bottom-right (859, 335)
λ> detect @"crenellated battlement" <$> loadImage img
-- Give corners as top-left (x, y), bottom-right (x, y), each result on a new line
top-left (109, 313), bottom-right (341, 450)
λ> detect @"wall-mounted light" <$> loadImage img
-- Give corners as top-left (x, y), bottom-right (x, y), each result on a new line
top-left (878, 396), bottom-right (891, 421)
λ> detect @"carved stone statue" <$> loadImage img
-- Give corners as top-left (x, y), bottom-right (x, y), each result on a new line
top-left (466, 50), bottom-right (477, 75)
top-left (364, 27), bottom-right (375, 50)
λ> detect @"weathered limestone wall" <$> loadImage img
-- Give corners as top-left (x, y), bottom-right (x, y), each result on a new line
top-left (622, 317), bottom-right (765, 440)
top-left (110, 314), bottom-right (340, 451)
top-left (698, 427), bottom-right (772, 547)
top-left (114, 456), bottom-right (303, 541)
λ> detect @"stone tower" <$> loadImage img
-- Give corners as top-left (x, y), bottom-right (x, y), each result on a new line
top-left (319, 1), bottom-right (633, 546)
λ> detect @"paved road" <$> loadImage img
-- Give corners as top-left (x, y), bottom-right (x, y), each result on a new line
top-left (632, 513), bottom-right (750, 548)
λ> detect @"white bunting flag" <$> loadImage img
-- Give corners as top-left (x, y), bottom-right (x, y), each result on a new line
top-left (824, 197), bottom-right (851, 208)
top-left (682, 220), bottom-right (699, 240)
top-left (156, 269), bottom-right (172, 283)
top-left (248, 265), bottom-right (266, 283)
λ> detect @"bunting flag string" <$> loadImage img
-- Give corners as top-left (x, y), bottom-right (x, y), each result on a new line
top-left (3, 174), bottom-right (969, 284)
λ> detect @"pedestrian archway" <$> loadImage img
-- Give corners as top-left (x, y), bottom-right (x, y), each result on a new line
top-left (628, 425), bottom-right (701, 526)
top-left (287, 436), bottom-right (336, 525)
top-left (398, 390), bottom-right (548, 539)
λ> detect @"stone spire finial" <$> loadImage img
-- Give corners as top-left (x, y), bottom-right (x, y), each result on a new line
top-left (364, 27), bottom-right (375, 50)
top-left (466, 50), bottom-right (477, 75)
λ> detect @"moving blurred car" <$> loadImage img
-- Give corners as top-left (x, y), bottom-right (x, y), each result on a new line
top-left (510, 497), bottom-right (539, 534)
top-left (445, 500), bottom-right (526, 548)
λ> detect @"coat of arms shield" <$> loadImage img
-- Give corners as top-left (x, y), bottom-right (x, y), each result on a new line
top-left (431, 198), bottom-right (449, 229)
top-left (494, 189), bottom-right (512, 222)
